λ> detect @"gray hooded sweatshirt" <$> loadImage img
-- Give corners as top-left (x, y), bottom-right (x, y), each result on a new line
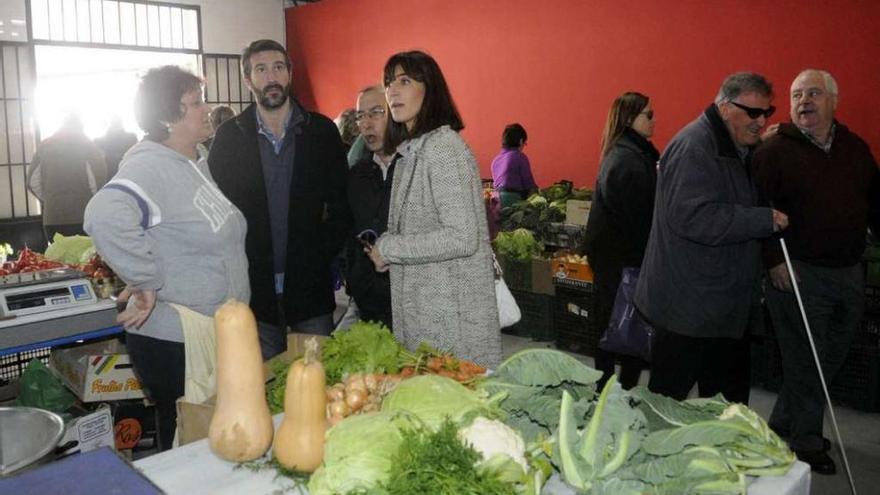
top-left (84, 140), bottom-right (250, 343)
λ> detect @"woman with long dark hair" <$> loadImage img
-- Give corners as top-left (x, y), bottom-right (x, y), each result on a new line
top-left (582, 91), bottom-right (659, 389)
top-left (365, 50), bottom-right (502, 368)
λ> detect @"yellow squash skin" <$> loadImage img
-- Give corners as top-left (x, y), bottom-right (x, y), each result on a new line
top-left (208, 299), bottom-right (274, 462)
top-left (273, 337), bottom-right (327, 472)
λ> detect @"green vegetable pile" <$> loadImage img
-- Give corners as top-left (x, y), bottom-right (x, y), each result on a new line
top-left (483, 349), bottom-right (796, 494)
top-left (44, 233), bottom-right (96, 265)
top-left (492, 228), bottom-right (544, 262)
top-left (322, 321), bottom-right (403, 384)
top-left (382, 419), bottom-right (515, 495)
top-left (499, 180), bottom-right (591, 239)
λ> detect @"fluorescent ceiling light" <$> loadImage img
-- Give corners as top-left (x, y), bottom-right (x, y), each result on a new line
top-left (10, 19), bottom-right (25, 26)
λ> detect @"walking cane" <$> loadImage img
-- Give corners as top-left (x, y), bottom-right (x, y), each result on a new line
top-left (779, 238), bottom-right (857, 495)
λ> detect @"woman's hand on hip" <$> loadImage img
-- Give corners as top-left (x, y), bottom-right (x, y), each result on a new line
top-left (116, 286), bottom-right (157, 329)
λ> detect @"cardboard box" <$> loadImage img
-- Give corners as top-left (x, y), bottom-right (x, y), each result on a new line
top-left (50, 340), bottom-right (145, 402)
top-left (530, 258), bottom-right (555, 296)
top-left (176, 333), bottom-right (325, 446)
top-left (57, 406), bottom-right (115, 456)
top-left (565, 200), bottom-right (591, 226)
top-left (551, 251), bottom-right (594, 289)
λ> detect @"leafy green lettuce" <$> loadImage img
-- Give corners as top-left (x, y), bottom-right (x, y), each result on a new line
top-left (321, 321), bottom-right (402, 384)
top-left (44, 234), bottom-right (95, 265)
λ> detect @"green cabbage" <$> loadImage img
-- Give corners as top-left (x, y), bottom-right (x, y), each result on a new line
top-left (307, 411), bottom-right (416, 495)
top-left (381, 375), bottom-right (500, 429)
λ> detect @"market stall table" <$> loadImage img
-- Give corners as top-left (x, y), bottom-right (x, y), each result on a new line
top-left (134, 416), bottom-right (811, 495)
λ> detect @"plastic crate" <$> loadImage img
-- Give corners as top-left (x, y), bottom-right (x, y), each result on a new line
top-left (865, 285), bottom-right (880, 315)
top-left (856, 313), bottom-right (880, 348)
top-left (829, 344), bottom-right (880, 412)
top-left (504, 289), bottom-right (554, 341)
top-left (498, 256), bottom-right (532, 291)
top-left (0, 347), bottom-right (51, 383)
top-left (553, 284), bottom-right (600, 356)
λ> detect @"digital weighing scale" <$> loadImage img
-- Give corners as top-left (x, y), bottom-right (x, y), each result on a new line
top-left (0, 268), bottom-right (97, 318)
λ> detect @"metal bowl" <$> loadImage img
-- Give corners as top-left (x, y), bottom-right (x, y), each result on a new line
top-left (0, 406), bottom-right (65, 476)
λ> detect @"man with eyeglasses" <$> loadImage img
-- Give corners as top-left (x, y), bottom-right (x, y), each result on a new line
top-left (752, 69), bottom-right (880, 475)
top-left (635, 72), bottom-right (789, 407)
top-left (208, 39), bottom-right (350, 358)
top-left (337, 85), bottom-right (396, 330)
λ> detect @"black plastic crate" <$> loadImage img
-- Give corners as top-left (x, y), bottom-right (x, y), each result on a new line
top-left (865, 285), bottom-right (880, 315)
top-left (856, 314), bottom-right (880, 348)
top-left (553, 284), bottom-right (600, 356)
top-left (0, 347), bottom-right (51, 383)
top-left (504, 290), bottom-right (554, 341)
top-left (498, 256), bottom-right (532, 292)
top-left (829, 344), bottom-right (880, 412)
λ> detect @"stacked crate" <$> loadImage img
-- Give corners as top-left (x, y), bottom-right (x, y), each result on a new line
top-left (552, 281), bottom-right (600, 356)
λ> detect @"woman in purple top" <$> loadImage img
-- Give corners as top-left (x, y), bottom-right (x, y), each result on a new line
top-left (491, 123), bottom-right (537, 207)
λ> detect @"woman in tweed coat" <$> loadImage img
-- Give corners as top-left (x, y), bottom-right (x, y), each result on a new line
top-left (366, 50), bottom-right (502, 368)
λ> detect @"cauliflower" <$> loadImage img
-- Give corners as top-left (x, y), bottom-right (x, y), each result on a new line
top-left (458, 416), bottom-right (529, 471)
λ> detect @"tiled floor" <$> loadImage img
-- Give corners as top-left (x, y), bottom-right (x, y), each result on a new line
top-left (501, 334), bottom-right (880, 495)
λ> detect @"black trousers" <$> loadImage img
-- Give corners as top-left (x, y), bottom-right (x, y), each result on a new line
top-left (125, 333), bottom-right (185, 452)
top-left (648, 326), bottom-right (751, 404)
top-left (767, 262), bottom-right (863, 451)
top-left (592, 264), bottom-right (646, 389)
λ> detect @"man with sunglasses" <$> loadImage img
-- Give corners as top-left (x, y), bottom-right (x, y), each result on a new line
top-left (338, 85), bottom-right (396, 330)
top-left (635, 72), bottom-right (788, 408)
top-left (752, 70), bottom-right (880, 474)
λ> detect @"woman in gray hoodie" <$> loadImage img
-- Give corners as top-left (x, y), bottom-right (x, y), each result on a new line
top-left (84, 66), bottom-right (249, 450)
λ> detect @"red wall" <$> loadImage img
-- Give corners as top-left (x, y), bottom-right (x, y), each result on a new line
top-left (285, 0), bottom-right (879, 188)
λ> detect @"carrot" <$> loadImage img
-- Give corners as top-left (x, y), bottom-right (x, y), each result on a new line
top-left (426, 356), bottom-right (443, 372)
top-left (400, 367), bottom-right (415, 377)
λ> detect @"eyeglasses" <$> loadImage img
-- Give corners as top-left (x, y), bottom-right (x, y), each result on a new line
top-left (355, 108), bottom-right (386, 124)
top-left (640, 109), bottom-right (654, 120)
top-left (728, 100), bottom-right (775, 119)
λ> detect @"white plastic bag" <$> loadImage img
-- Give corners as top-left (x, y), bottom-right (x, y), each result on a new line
top-left (493, 254), bottom-right (522, 328)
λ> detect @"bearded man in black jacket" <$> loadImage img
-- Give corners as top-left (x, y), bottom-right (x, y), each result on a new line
top-left (209, 40), bottom-right (350, 358)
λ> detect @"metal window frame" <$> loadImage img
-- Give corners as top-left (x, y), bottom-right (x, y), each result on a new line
top-left (202, 53), bottom-right (254, 114)
top-left (0, 40), bottom-right (39, 220)
top-left (28, 0), bottom-right (202, 54)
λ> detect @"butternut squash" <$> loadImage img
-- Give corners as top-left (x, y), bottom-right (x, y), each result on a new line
top-left (273, 337), bottom-right (327, 472)
top-left (208, 299), bottom-right (273, 462)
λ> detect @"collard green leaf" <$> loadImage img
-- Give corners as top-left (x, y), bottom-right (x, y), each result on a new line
top-left (642, 421), bottom-right (749, 456)
top-left (630, 386), bottom-right (719, 428)
top-left (491, 348), bottom-right (602, 387)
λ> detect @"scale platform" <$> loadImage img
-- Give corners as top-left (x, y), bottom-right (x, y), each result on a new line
top-left (0, 268), bottom-right (97, 318)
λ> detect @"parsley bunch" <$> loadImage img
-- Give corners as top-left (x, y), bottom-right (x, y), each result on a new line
top-left (382, 419), bottom-right (515, 495)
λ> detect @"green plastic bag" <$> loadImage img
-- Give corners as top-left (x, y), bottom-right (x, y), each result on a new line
top-left (15, 358), bottom-right (77, 415)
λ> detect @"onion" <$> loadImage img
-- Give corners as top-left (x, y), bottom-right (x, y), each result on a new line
top-left (328, 413), bottom-right (345, 426)
top-left (326, 386), bottom-right (345, 402)
top-left (345, 389), bottom-right (367, 411)
top-left (364, 374), bottom-right (379, 392)
top-left (345, 373), bottom-right (367, 393)
top-left (328, 399), bottom-right (349, 418)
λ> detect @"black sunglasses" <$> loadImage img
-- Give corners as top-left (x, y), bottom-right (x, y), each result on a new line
top-left (728, 100), bottom-right (775, 119)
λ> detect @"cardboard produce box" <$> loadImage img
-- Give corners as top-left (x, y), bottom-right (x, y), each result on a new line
top-left (57, 406), bottom-right (115, 456)
top-left (176, 333), bottom-right (326, 446)
top-left (530, 258), bottom-right (555, 296)
top-left (50, 339), bottom-right (145, 402)
top-left (551, 251), bottom-right (594, 289)
top-left (565, 200), bottom-right (591, 226)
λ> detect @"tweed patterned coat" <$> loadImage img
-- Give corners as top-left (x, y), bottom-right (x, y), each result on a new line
top-left (376, 126), bottom-right (503, 368)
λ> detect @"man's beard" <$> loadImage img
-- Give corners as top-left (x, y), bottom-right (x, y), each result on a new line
top-left (256, 83), bottom-right (289, 109)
